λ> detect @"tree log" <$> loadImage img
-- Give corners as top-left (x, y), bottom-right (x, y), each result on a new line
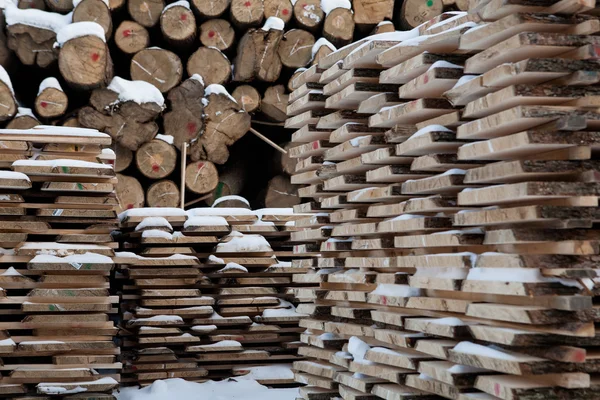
top-left (18, 0), bottom-right (46, 9)
top-left (311, 38), bottom-right (335, 65)
top-left (115, 143), bottom-right (133, 172)
top-left (147, 180), bottom-right (180, 207)
top-left (293, 0), bottom-right (323, 32)
top-left (273, 142), bottom-right (296, 175)
top-left (135, 138), bottom-right (177, 179)
top-left (323, 8), bottom-right (355, 47)
top-left (7, 108), bottom-right (38, 128)
top-left (73, 0), bottom-right (113, 38)
top-left (263, 175), bottom-right (299, 207)
top-left (261, 84), bottom-right (287, 122)
top-left (128, 0), bottom-right (164, 27)
top-left (58, 35), bottom-right (113, 90)
top-left (189, 87), bottom-right (250, 164)
top-left (43, 0), bottom-right (71, 13)
top-left (397, 0), bottom-right (443, 30)
top-left (163, 76), bottom-right (205, 150)
top-left (6, 23), bottom-right (57, 68)
top-left (131, 47), bottom-right (182, 93)
top-left (116, 173), bottom-right (145, 213)
top-left (278, 29), bottom-right (315, 68)
top-left (206, 160), bottom-right (247, 205)
top-left (187, 47), bottom-right (230, 86)
top-left (191, 0), bottom-right (229, 18)
top-left (115, 21), bottom-right (149, 55)
top-left (232, 85), bottom-right (260, 113)
top-left (0, 70), bottom-right (16, 121)
top-left (160, 3), bottom-right (196, 48)
top-left (199, 19), bottom-right (235, 51)
top-left (109, 0), bottom-right (125, 11)
top-left (264, 0), bottom-right (292, 23)
top-left (0, 10), bottom-right (14, 69)
top-left (233, 27), bottom-right (283, 82)
top-left (35, 79), bottom-right (68, 120)
top-left (353, 0), bottom-right (394, 26)
top-left (185, 161), bottom-right (219, 194)
top-left (78, 82), bottom-right (163, 151)
top-left (230, 0), bottom-right (264, 29)
top-left (372, 20), bottom-right (395, 34)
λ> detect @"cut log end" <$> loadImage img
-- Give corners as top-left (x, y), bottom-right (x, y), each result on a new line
top-left (43, 0), bottom-right (71, 13)
top-left (264, 0), bottom-right (293, 23)
top-left (230, 0), bottom-right (264, 29)
top-left (115, 21), bottom-right (149, 55)
top-left (187, 47), bottom-right (230, 86)
top-left (135, 139), bottom-right (178, 179)
top-left (0, 81), bottom-right (17, 121)
top-left (35, 87), bottom-right (68, 119)
top-left (116, 173), bottom-right (145, 213)
top-left (58, 35), bottom-right (113, 90)
top-left (160, 5), bottom-right (196, 47)
top-left (73, 0), bottom-right (113, 39)
top-left (398, 0), bottom-right (444, 30)
top-left (7, 24), bottom-right (57, 68)
top-left (114, 143), bottom-right (133, 172)
top-left (261, 85), bottom-right (288, 122)
top-left (232, 85), bottom-right (261, 113)
top-left (6, 115), bottom-right (39, 129)
top-left (185, 161), bottom-right (219, 194)
top-left (164, 77), bottom-right (205, 150)
top-left (131, 48), bottom-right (182, 93)
top-left (278, 29), bottom-right (315, 69)
top-left (199, 19), bottom-right (235, 51)
top-left (191, 0), bottom-right (230, 18)
top-left (147, 180), bottom-right (181, 207)
top-left (293, 0), bottom-right (323, 31)
top-left (323, 8), bottom-right (355, 47)
top-left (128, 0), bottom-right (165, 27)
top-left (264, 175), bottom-right (299, 207)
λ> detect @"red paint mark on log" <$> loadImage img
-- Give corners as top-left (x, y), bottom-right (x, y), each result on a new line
top-left (282, 8), bottom-right (289, 15)
top-left (187, 122), bottom-right (197, 135)
top-left (91, 53), bottom-right (100, 62)
top-left (180, 13), bottom-right (187, 20)
top-left (152, 163), bottom-right (160, 172)
top-left (208, 30), bottom-right (215, 38)
top-left (127, 203), bottom-right (134, 209)
top-left (123, 29), bottom-right (131, 37)
top-left (40, 101), bottom-right (48, 108)
top-left (244, 1), bottom-right (251, 6)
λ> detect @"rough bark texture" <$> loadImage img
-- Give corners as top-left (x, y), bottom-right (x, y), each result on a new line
top-left (78, 88), bottom-right (163, 151)
top-left (233, 28), bottom-right (283, 82)
top-left (189, 92), bottom-right (251, 164)
top-left (163, 76), bottom-right (205, 150)
top-left (7, 24), bottom-right (57, 68)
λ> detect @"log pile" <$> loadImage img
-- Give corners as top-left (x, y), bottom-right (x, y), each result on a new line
top-left (115, 205), bottom-right (315, 386)
top-left (288, 4), bottom-right (600, 400)
top-left (0, 0), bottom-right (461, 209)
top-left (0, 126), bottom-right (120, 397)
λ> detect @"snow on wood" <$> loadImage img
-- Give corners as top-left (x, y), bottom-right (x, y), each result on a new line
top-left (133, 315), bottom-right (184, 322)
top-left (216, 234), bottom-right (272, 253)
top-left (141, 230), bottom-right (173, 239)
top-left (217, 262), bottom-right (248, 273)
top-left (55, 22), bottom-right (106, 47)
top-left (427, 60), bottom-right (463, 71)
top-left (371, 284), bottom-right (421, 297)
top-left (233, 365), bottom-right (294, 380)
top-left (163, 0), bottom-right (190, 11)
top-left (320, 0), bottom-right (351, 15)
top-left (205, 84), bottom-right (237, 103)
top-left (4, 6), bottom-right (72, 32)
top-left (134, 217), bottom-right (173, 231)
top-left (107, 77), bottom-right (165, 107)
top-left (38, 77), bottom-right (63, 95)
top-left (212, 195), bottom-right (250, 208)
top-left (191, 325), bottom-right (218, 333)
top-left (187, 208), bottom-right (255, 216)
top-left (261, 16), bottom-right (285, 31)
top-left (0, 65), bottom-right (14, 95)
top-left (13, 159), bottom-right (112, 169)
top-left (30, 252), bottom-right (113, 264)
top-left (38, 377), bottom-right (118, 395)
top-left (184, 216), bottom-right (229, 228)
top-left (1, 266), bottom-right (23, 276)
top-left (409, 124), bottom-right (452, 139)
top-left (208, 255), bottom-right (225, 264)
top-left (348, 337), bottom-right (372, 364)
top-left (312, 38), bottom-right (336, 59)
top-left (202, 340), bottom-right (242, 348)
top-left (452, 342), bottom-right (529, 361)
top-left (189, 74), bottom-right (204, 85)
top-left (452, 75), bottom-right (479, 89)
top-left (119, 207), bottom-right (187, 221)
top-left (0, 171), bottom-right (30, 181)
top-left (155, 134), bottom-right (174, 145)
top-left (115, 378), bottom-right (299, 400)
top-left (414, 267), bottom-right (468, 279)
top-left (15, 107), bottom-right (35, 118)
top-left (0, 126), bottom-right (108, 137)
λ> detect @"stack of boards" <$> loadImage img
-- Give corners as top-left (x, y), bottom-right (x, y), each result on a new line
top-left (288, 4), bottom-right (600, 400)
top-left (116, 207), bottom-right (315, 386)
top-left (0, 126), bottom-right (120, 397)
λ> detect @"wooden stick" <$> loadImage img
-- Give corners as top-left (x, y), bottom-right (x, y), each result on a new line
top-left (180, 142), bottom-right (187, 209)
top-left (184, 193), bottom-right (212, 208)
top-left (249, 127), bottom-right (287, 154)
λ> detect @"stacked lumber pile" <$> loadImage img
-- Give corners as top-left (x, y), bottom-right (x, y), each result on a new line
top-left (0, 0), bottom-right (456, 210)
top-left (116, 206), bottom-right (314, 386)
top-left (0, 126), bottom-right (120, 397)
top-left (288, 4), bottom-right (600, 400)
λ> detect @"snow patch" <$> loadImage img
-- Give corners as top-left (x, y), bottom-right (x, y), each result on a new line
top-left (261, 16), bottom-right (285, 31)
top-left (38, 77), bottom-right (62, 95)
top-left (184, 216), bottom-right (228, 228)
top-left (0, 65), bottom-right (14, 95)
top-left (205, 84), bottom-right (237, 104)
top-left (107, 77), bottom-right (165, 107)
top-left (311, 38), bottom-right (336, 59)
top-left (155, 134), bottom-right (174, 145)
top-left (135, 217), bottom-right (172, 231)
top-left (55, 22), bottom-right (106, 47)
top-left (212, 195), bottom-right (250, 207)
top-left (320, 0), bottom-right (351, 15)
top-left (163, 0), bottom-right (190, 11)
top-left (371, 284), bottom-right (421, 297)
top-left (5, 6), bottom-right (71, 32)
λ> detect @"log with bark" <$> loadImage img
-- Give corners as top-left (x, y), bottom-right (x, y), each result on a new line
top-left (163, 75), bottom-right (204, 150)
top-left (78, 77), bottom-right (164, 150)
top-left (189, 85), bottom-right (251, 164)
